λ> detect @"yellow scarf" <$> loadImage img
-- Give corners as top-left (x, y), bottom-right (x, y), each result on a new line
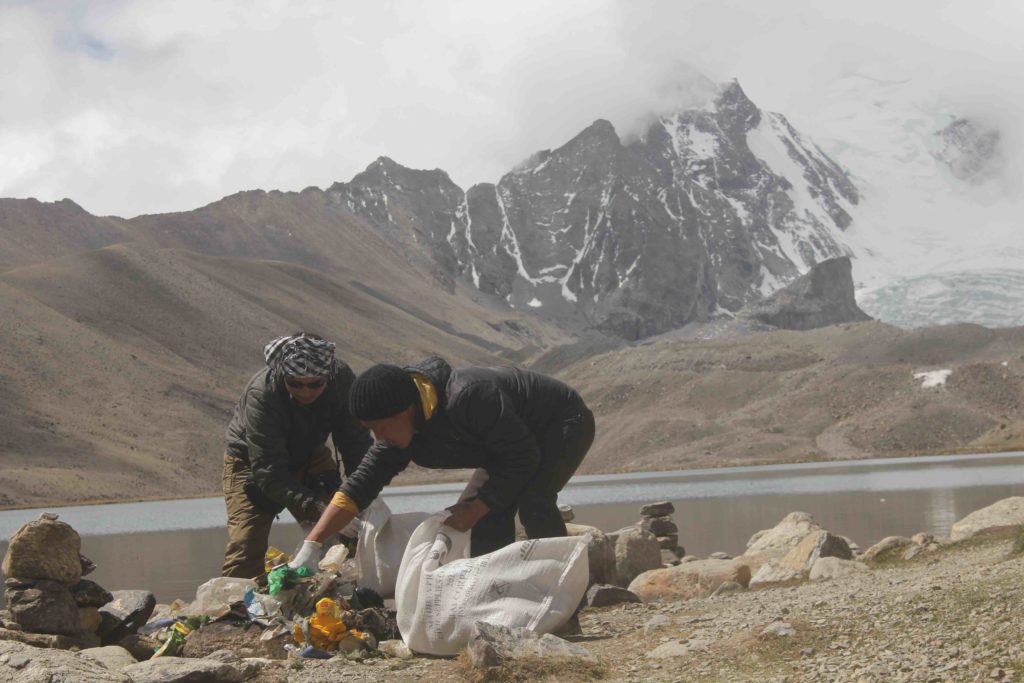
top-left (410, 372), bottom-right (438, 421)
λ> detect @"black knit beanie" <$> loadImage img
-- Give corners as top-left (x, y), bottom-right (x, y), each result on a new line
top-left (349, 364), bottom-right (418, 420)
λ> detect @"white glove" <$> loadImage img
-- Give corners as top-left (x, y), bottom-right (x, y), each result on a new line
top-left (288, 539), bottom-right (322, 572)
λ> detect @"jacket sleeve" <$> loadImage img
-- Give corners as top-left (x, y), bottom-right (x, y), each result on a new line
top-left (245, 388), bottom-right (318, 510)
top-left (330, 364), bottom-right (374, 476)
top-left (339, 441), bottom-right (412, 511)
top-left (454, 381), bottom-right (541, 512)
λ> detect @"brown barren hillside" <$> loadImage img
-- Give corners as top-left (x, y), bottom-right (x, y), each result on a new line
top-left (0, 242), bottom-right (569, 509)
top-left (561, 321), bottom-right (1024, 474)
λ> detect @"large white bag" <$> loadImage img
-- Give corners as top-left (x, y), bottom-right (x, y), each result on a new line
top-left (395, 513), bottom-right (590, 655)
top-left (356, 499), bottom-right (430, 597)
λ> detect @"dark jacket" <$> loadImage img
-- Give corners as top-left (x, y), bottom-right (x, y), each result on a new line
top-left (340, 357), bottom-right (586, 513)
top-left (226, 363), bottom-right (372, 511)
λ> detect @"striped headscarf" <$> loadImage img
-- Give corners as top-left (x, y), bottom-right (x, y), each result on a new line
top-left (263, 334), bottom-right (336, 377)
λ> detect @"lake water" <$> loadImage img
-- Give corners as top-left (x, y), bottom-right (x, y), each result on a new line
top-left (2, 451), bottom-right (1023, 604)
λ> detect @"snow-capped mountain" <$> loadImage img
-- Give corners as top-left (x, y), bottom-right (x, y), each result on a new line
top-left (791, 66), bottom-right (1024, 328)
top-left (333, 81), bottom-right (859, 339)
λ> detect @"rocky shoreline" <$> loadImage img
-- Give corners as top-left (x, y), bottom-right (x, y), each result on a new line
top-left (3, 498), bottom-right (1024, 682)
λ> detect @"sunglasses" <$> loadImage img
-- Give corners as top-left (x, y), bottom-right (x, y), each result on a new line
top-left (285, 377), bottom-right (327, 390)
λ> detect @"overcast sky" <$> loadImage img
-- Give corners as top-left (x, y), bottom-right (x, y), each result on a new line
top-left (1, 0), bottom-right (1021, 217)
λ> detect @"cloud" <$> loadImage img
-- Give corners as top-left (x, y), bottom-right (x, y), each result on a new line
top-left (0, 0), bottom-right (1021, 216)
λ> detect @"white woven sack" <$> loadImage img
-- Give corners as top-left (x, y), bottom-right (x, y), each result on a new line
top-left (395, 513), bottom-right (590, 655)
top-left (356, 498), bottom-right (430, 597)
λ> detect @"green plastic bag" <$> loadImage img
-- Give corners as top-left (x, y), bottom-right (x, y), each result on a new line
top-left (267, 565), bottom-right (313, 595)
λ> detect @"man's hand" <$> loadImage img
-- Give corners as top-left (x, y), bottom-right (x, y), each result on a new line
top-left (288, 539), bottom-right (322, 571)
top-left (444, 498), bottom-right (491, 532)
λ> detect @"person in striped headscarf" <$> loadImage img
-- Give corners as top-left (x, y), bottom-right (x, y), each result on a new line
top-left (221, 332), bottom-right (372, 579)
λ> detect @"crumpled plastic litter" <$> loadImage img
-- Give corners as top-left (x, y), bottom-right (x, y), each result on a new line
top-left (244, 587), bottom-right (283, 620)
top-left (318, 544), bottom-right (349, 573)
top-left (265, 546), bottom-right (290, 574)
top-left (191, 576), bottom-right (257, 617)
top-left (292, 598), bottom-right (369, 651)
top-left (151, 616), bottom-right (206, 657)
top-left (267, 565), bottom-right (313, 595)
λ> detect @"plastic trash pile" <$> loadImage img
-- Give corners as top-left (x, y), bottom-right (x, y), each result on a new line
top-left (138, 542), bottom-right (398, 662)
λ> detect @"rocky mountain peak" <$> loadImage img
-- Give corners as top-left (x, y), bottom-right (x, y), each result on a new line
top-left (740, 256), bottom-right (871, 330)
top-left (336, 78), bottom-right (863, 340)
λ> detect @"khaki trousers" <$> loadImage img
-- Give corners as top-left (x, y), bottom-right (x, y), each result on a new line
top-left (221, 447), bottom-right (337, 579)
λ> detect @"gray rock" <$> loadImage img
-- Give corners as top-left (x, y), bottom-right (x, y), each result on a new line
top-left (99, 591), bottom-right (156, 645)
top-left (466, 621), bottom-right (593, 669)
top-left (566, 523), bottom-right (616, 586)
top-left (1, 514), bottom-right (83, 585)
top-left (739, 257), bottom-right (871, 331)
top-left (809, 557), bottom-right (871, 581)
top-left (660, 549), bottom-right (681, 566)
top-left (643, 518), bottom-right (678, 537)
top-left (5, 579), bottom-right (81, 636)
top-left (79, 645), bottom-right (138, 670)
top-left (71, 579), bottom-right (114, 608)
top-left (585, 584), bottom-right (641, 607)
top-left (709, 551), bottom-right (733, 560)
top-left (862, 536), bottom-right (915, 563)
top-left (746, 511), bottom-right (825, 556)
top-left (80, 554), bottom-right (97, 577)
top-left (749, 561), bottom-right (805, 590)
top-left (761, 621), bottom-right (796, 637)
top-left (0, 640), bottom-right (131, 682)
top-left (950, 497), bottom-right (1024, 541)
top-left (640, 501), bottom-right (675, 518)
top-left (610, 526), bottom-right (662, 587)
top-left (120, 657), bottom-right (243, 683)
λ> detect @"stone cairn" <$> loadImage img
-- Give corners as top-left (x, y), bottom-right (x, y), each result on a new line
top-left (637, 501), bottom-right (686, 566)
top-left (1, 513), bottom-right (155, 653)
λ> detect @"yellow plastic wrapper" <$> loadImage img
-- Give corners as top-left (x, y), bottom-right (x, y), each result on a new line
top-left (292, 598), bottom-right (370, 651)
top-left (264, 546), bottom-right (290, 574)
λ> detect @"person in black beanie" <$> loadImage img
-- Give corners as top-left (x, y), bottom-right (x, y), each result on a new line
top-left (289, 356), bottom-right (595, 567)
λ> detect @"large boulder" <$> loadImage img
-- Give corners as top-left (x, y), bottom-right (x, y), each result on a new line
top-left (466, 621), bottom-right (594, 669)
top-left (609, 527), bottom-right (662, 587)
top-left (862, 536), bottom-right (914, 564)
top-left (120, 656), bottom-right (242, 683)
top-left (780, 531), bottom-right (853, 572)
top-left (628, 559), bottom-right (751, 602)
top-left (0, 640), bottom-right (131, 682)
top-left (4, 579), bottom-right (82, 636)
top-left (809, 557), bottom-right (871, 582)
top-left (566, 523), bottom-right (616, 586)
top-left (1, 514), bottom-right (82, 585)
top-left (98, 591), bottom-right (156, 645)
top-left (950, 497), bottom-right (1024, 541)
top-left (744, 512), bottom-right (825, 557)
top-left (748, 561), bottom-right (805, 590)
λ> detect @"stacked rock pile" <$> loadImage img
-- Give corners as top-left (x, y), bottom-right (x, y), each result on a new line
top-left (638, 501), bottom-right (686, 565)
top-left (0, 513), bottom-right (156, 654)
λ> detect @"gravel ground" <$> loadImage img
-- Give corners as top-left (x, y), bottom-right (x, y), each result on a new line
top-left (268, 530), bottom-right (1024, 682)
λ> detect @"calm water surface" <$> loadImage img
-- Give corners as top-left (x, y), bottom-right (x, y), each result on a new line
top-left (2, 452), bottom-right (1022, 604)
